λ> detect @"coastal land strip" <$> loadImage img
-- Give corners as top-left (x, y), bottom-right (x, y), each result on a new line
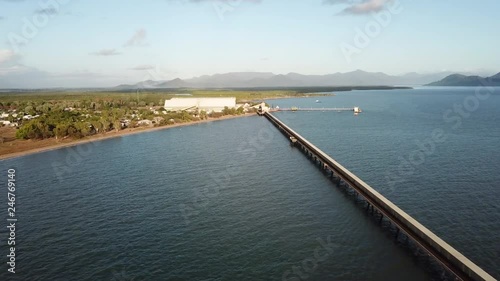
top-left (0, 86), bottom-right (410, 160)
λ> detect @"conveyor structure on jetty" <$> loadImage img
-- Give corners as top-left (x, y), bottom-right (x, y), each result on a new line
top-left (276, 107), bottom-right (361, 112)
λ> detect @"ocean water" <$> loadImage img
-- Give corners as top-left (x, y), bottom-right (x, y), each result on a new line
top-left (0, 87), bottom-right (499, 280)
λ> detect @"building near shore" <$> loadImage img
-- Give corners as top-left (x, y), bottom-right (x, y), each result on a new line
top-left (253, 102), bottom-right (270, 113)
top-left (164, 97), bottom-right (236, 113)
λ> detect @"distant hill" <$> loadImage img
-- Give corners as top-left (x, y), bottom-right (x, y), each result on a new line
top-left (426, 73), bottom-right (500, 86)
top-left (114, 70), bottom-right (457, 89)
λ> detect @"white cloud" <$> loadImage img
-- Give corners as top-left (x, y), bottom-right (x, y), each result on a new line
top-left (130, 65), bottom-right (155, 70)
top-left (90, 49), bottom-right (121, 56)
top-left (0, 49), bottom-right (17, 64)
top-left (34, 8), bottom-right (58, 15)
top-left (324, 0), bottom-right (391, 15)
top-left (124, 28), bottom-right (147, 47)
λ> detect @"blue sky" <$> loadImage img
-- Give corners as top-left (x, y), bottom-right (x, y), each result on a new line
top-left (0, 0), bottom-right (499, 87)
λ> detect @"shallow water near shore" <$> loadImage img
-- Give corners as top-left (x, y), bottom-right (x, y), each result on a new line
top-left (1, 87), bottom-right (499, 280)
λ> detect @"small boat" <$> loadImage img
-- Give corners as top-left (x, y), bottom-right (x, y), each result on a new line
top-left (315, 100), bottom-right (321, 103)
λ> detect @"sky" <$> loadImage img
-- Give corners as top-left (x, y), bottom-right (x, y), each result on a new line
top-left (0, 0), bottom-right (499, 88)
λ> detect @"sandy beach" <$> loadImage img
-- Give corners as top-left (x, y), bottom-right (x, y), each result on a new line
top-left (0, 113), bottom-right (257, 161)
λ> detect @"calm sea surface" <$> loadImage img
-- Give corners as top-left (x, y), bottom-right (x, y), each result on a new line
top-left (1, 87), bottom-right (499, 280)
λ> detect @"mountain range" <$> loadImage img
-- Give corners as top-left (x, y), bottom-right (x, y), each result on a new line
top-left (115, 70), bottom-right (467, 89)
top-left (426, 73), bottom-right (500, 86)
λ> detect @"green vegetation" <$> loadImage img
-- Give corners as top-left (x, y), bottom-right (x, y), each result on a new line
top-left (0, 89), bottom-right (287, 141)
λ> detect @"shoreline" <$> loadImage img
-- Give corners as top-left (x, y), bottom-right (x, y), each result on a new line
top-left (0, 87), bottom-right (401, 161)
top-left (0, 113), bottom-right (256, 161)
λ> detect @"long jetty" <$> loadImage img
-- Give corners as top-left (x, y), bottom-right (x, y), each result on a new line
top-left (263, 112), bottom-right (496, 281)
top-left (276, 107), bottom-right (358, 112)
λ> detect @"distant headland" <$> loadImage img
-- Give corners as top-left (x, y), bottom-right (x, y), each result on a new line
top-left (426, 73), bottom-right (500, 86)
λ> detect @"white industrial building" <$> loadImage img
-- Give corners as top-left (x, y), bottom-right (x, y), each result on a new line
top-left (164, 97), bottom-right (236, 113)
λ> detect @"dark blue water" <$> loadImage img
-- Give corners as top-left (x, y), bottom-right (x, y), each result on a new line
top-left (1, 87), bottom-right (499, 280)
